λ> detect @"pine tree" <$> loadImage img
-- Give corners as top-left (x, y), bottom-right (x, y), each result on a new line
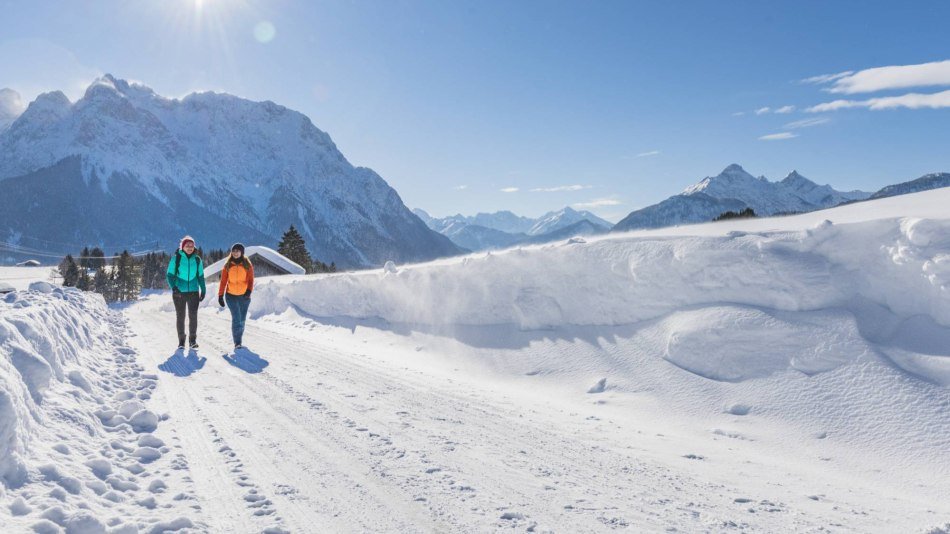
top-left (79, 246), bottom-right (91, 269)
top-left (90, 247), bottom-right (105, 270)
top-left (112, 251), bottom-right (141, 302)
top-left (278, 225), bottom-right (314, 273)
top-left (59, 255), bottom-right (80, 287)
top-left (93, 266), bottom-right (110, 297)
top-left (76, 268), bottom-right (92, 291)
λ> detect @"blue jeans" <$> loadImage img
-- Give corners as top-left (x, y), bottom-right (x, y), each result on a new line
top-left (225, 294), bottom-right (251, 345)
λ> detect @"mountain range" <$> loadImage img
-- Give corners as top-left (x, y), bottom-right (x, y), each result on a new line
top-left (0, 75), bottom-right (461, 267)
top-left (613, 164), bottom-right (873, 232)
top-left (869, 173), bottom-right (950, 200)
top-left (413, 207), bottom-right (612, 251)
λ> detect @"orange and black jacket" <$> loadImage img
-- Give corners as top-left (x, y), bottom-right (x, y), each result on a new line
top-left (218, 258), bottom-right (255, 297)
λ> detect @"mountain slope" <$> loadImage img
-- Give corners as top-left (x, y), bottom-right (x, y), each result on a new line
top-left (527, 207), bottom-right (611, 236)
top-left (613, 193), bottom-right (748, 232)
top-left (0, 75), bottom-right (461, 267)
top-left (614, 164), bottom-right (871, 232)
top-left (870, 172), bottom-right (950, 199)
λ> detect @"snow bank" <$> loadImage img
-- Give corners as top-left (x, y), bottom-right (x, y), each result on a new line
top-left (252, 215), bottom-right (950, 331)
top-left (0, 286), bottom-right (102, 486)
top-left (0, 286), bottom-right (194, 531)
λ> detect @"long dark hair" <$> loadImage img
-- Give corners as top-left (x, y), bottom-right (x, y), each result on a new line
top-left (226, 254), bottom-right (251, 270)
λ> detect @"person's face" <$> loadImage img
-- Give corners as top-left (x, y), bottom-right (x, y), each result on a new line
top-left (231, 249), bottom-right (243, 259)
top-left (183, 242), bottom-right (195, 253)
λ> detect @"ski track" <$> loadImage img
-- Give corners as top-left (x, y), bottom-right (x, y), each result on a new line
top-left (125, 298), bottom-right (943, 533)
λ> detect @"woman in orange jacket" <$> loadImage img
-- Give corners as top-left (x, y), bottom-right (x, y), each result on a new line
top-left (217, 243), bottom-right (254, 350)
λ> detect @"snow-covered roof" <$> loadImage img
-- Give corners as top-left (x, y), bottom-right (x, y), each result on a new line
top-left (15, 259), bottom-right (42, 267)
top-left (205, 246), bottom-right (306, 278)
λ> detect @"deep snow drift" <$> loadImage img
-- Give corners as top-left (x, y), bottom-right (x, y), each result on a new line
top-left (0, 284), bottom-right (199, 533)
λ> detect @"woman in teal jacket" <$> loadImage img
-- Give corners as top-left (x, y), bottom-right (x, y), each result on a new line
top-left (166, 235), bottom-right (206, 350)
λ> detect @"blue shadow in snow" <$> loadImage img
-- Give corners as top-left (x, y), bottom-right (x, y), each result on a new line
top-left (158, 349), bottom-right (207, 377)
top-left (223, 349), bottom-right (269, 374)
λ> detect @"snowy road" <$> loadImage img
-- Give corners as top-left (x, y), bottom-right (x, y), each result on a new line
top-left (124, 292), bottom-right (949, 533)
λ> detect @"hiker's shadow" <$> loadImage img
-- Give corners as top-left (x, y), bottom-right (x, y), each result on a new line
top-left (158, 349), bottom-right (207, 377)
top-left (223, 349), bottom-right (269, 374)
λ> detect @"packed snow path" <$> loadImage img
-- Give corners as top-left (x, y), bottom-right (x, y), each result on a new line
top-left (124, 292), bottom-right (948, 533)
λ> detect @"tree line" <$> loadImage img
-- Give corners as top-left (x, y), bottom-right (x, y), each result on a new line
top-left (57, 226), bottom-right (335, 302)
top-left (713, 207), bottom-right (757, 221)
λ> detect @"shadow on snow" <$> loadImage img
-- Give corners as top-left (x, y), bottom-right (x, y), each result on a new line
top-left (158, 349), bottom-right (207, 377)
top-left (223, 348), bottom-right (269, 374)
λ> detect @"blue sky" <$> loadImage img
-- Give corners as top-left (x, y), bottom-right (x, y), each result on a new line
top-left (1, 0), bottom-right (948, 221)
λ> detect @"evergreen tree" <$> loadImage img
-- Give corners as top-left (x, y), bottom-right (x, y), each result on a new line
top-left (79, 246), bottom-right (91, 269)
top-left (714, 207), bottom-right (757, 222)
top-left (278, 225), bottom-right (314, 273)
top-left (112, 251), bottom-right (140, 302)
top-left (59, 255), bottom-right (80, 287)
top-left (90, 247), bottom-right (106, 270)
top-left (76, 267), bottom-right (92, 291)
top-left (93, 266), bottom-right (110, 297)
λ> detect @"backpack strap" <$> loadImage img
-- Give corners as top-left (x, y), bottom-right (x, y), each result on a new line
top-left (174, 249), bottom-right (183, 275)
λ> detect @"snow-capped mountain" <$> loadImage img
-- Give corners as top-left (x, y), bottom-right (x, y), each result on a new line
top-left (527, 207), bottom-right (612, 236)
top-left (614, 164), bottom-right (871, 232)
top-left (413, 209), bottom-right (536, 236)
top-left (0, 75), bottom-right (460, 267)
top-left (440, 225), bottom-right (527, 252)
top-left (870, 172), bottom-right (950, 200)
top-left (613, 193), bottom-right (748, 232)
top-left (414, 207), bottom-right (611, 251)
top-left (0, 88), bottom-right (24, 131)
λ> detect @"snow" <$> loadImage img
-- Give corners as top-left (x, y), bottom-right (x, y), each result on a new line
top-left (204, 246), bottom-right (306, 278)
top-left (0, 266), bottom-right (60, 291)
top-left (2, 188), bottom-right (950, 532)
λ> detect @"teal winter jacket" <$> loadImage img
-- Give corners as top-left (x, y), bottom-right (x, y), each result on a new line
top-left (166, 251), bottom-right (206, 294)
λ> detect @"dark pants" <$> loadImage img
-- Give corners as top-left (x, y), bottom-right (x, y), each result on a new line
top-left (173, 291), bottom-right (199, 346)
top-left (225, 294), bottom-right (251, 346)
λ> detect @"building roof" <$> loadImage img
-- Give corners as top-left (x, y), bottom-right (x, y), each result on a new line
top-left (205, 246), bottom-right (306, 278)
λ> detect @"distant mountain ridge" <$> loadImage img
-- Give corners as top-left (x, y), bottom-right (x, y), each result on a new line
top-left (0, 75), bottom-right (460, 267)
top-left (614, 164), bottom-right (872, 232)
top-left (869, 173), bottom-right (950, 200)
top-left (414, 207), bottom-right (612, 251)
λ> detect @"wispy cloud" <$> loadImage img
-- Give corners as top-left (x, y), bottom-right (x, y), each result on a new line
top-left (784, 117), bottom-right (831, 129)
top-left (732, 111), bottom-right (746, 117)
top-left (635, 150), bottom-right (660, 158)
top-left (453, 185), bottom-right (468, 190)
top-left (573, 198), bottom-right (622, 209)
top-left (530, 185), bottom-right (591, 192)
top-left (748, 105), bottom-right (795, 115)
top-left (805, 59), bottom-right (950, 94)
top-left (807, 89), bottom-right (950, 112)
top-left (500, 187), bottom-right (519, 193)
top-left (802, 71), bottom-right (855, 85)
top-left (759, 132), bottom-right (798, 141)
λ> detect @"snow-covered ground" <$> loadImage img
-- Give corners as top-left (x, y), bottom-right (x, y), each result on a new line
top-left (1, 188), bottom-right (949, 532)
top-left (0, 266), bottom-right (59, 291)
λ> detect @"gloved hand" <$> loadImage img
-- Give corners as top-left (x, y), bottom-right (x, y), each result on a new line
top-left (244, 290), bottom-right (252, 299)
top-left (199, 291), bottom-right (206, 302)
top-left (218, 295), bottom-right (225, 308)
top-left (172, 287), bottom-right (180, 295)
